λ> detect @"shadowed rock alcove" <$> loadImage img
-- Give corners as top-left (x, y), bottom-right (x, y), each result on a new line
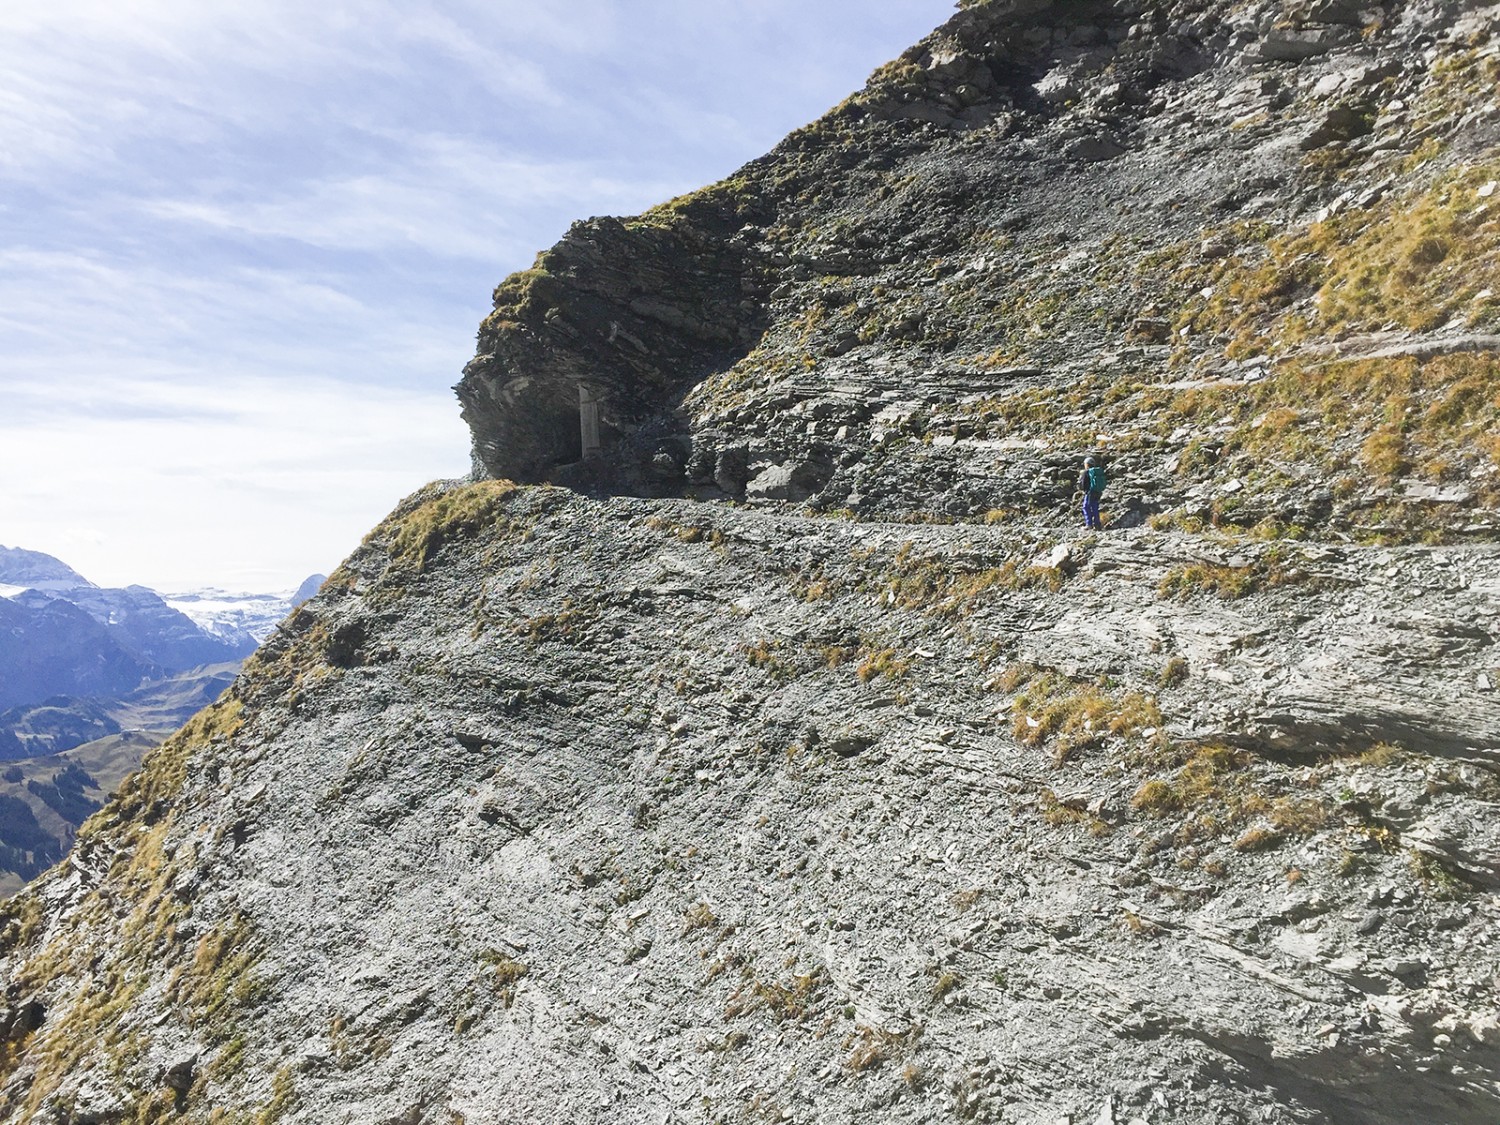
top-left (456, 210), bottom-right (767, 489)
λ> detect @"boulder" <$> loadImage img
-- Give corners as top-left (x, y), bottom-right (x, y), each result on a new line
top-left (1299, 102), bottom-right (1376, 149)
top-left (1406, 809), bottom-right (1500, 886)
top-left (1066, 133), bottom-right (1128, 161)
top-left (1249, 28), bottom-right (1355, 62)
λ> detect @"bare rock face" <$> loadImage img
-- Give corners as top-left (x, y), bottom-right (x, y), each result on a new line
top-left (458, 213), bottom-right (765, 485)
top-left (1, 484), bottom-right (1498, 1125)
top-left (5, 0), bottom-right (1500, 1122)
top-left (459, 0), bottom-right (1500, 538)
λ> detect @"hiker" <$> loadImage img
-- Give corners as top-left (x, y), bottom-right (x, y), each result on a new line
top-left (1078, 456), bottom-right (1107, 530)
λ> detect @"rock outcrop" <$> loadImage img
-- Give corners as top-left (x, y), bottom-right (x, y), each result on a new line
top-left (458, 213), bottom-right (765, 485)
top-left (459, 0), bottom-right (1500, 536)
top-left (3, 1), bottom-right (1500, 1123)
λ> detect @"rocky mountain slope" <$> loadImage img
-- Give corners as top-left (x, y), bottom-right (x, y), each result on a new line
top-left (0, 732), bottom-right (160, 898)
top-left (459, 0), bottom-right (1500, 540)
top-left (0, 552), bottom-right (318, 894)
top-left (2, 1), bottom-right (1499, 1123)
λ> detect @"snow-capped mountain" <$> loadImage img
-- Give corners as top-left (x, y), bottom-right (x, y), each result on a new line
top-left (0, 546), bottom-right (93, 593)
top-left (0, 544), bottom-right (324, 727)
top-left (163, 576), bottom-right (325, 647)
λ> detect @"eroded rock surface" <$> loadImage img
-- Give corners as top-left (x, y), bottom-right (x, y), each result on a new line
top-left (458, 0), bottom-right (1500, 543)
top-left (5, 0), bottom-right (1500, 1121)
top-left (1, 484), bottom-right (1497, 1123)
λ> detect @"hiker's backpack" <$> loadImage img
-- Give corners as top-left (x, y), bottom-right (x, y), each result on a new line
top-left (1085, 465), bottom-right (1108, 494)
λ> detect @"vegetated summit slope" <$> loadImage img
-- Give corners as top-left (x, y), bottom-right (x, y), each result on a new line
top-left (2, 1), bottom-right (1500, 1123)
top-left (460, 0), bottom-right (1500, 539)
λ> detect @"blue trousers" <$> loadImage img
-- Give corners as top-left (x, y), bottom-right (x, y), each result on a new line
top-left (1082, 492), bottom-right (1102, 530)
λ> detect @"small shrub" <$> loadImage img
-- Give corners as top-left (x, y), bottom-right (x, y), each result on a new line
top-left (1039, 788), bottom-right (1086, 826)
top-left (479, 951), bottom-right (529, 1007)
top-left (1409, 850), bottom-right (1479, 898)
top-left (1131, 745), bottom-right (1336, 851)
top-left (1268, 798), bottom-right (1332, 835)
top-left (1361, 428), bottom-right (1407, 479)
top-left (1130, 779), bottom-right (1178, 815)
top-left (993, 662), bottom-right (1036, 693)
top-left (1233, 825), bottom-right (1283, 852)
top-left (856, 647), bottom-right (910, 683)
top-left (931, 971), bottom-right (961, 1001)
top-left (1359, 741), bottom-right (1406, 767)
top-left (729, 971), bottom-right (824, 1023)
top-left (1158, 545), bottom-right (1315, 601)
top-left (683, 903), bottom-right (720, 932)
top-left (1159, 656), bottom-right (1189, 687)
top-left (742, 640), bottom-right (798, 682)
top-left (1012, 673), bottom-right (1162, 763)
top-left (843, 1024), bottom-right (921, 1072)
top-left (1130, 745), bottom-right (1250, 816)
top-left (817, 644), bottom-right (858, 668)
top-left (255, 1066), bottom-right (298, 1125)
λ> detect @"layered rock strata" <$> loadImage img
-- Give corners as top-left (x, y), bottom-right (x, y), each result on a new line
top-left (1, 483), bottom-right (1497, 1123)
top-left (460, 0), bottom-right (1500, 537)
top-left (3, 0), bottom-right (1500, 1122)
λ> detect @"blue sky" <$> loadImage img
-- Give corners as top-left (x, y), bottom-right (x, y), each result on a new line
top-left (0, 0), bottom-right (954, 592)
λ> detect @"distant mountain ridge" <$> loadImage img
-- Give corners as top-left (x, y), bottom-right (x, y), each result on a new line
top-left (0, 594), bottom-right (148, 713)
top-left (0, 545), bottom-right (323, 746)
top-left (0, 547), bottom-right (251, 714)
top-left (0, 547), bottom-right (322, 895)
top-left (0, 546), bottom-right (91, 593)
top-left (163, 574), bottom-right (327, 652)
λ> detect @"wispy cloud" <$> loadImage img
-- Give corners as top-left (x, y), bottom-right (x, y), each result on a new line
top-left (139, 135), bottom-right (686, 259)
top-left (0, 249), bottom-right (468, 387)
top-left (0, 1), bottom-right (602, 179)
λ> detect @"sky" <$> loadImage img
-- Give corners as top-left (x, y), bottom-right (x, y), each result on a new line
top-left (0, 0), bottom-right (955, 593)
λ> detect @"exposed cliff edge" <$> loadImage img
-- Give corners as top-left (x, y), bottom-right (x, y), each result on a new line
top-left (3, 1), bottom-right (1500, 1123)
